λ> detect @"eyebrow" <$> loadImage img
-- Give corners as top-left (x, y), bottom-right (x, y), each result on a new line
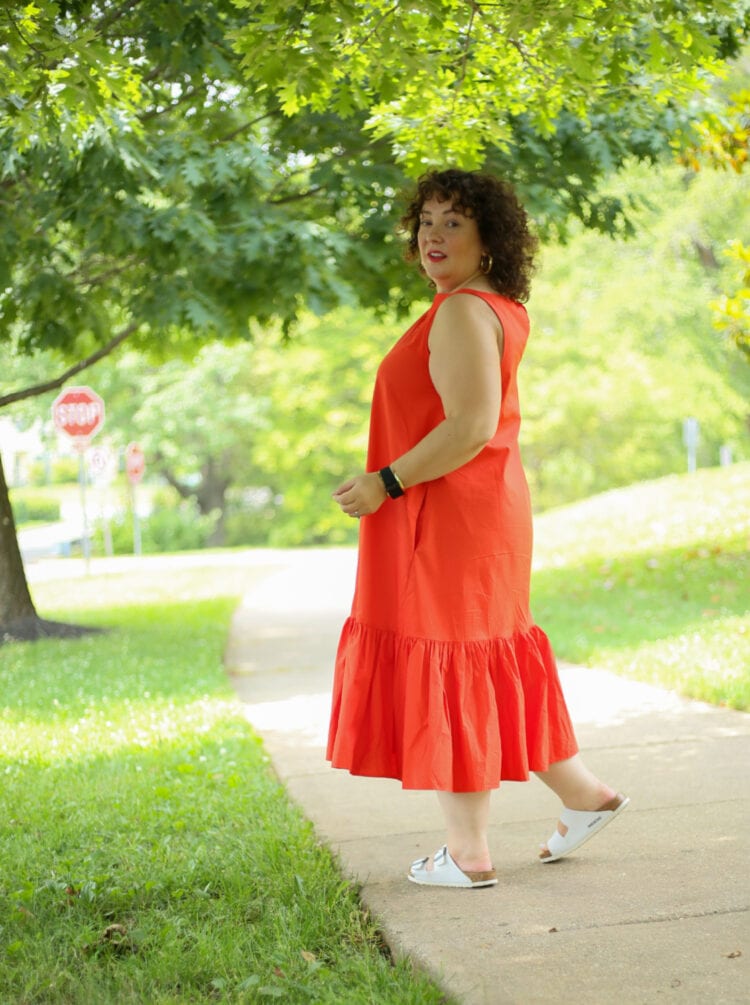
top-left (419, 205), bottom-right (462, 216)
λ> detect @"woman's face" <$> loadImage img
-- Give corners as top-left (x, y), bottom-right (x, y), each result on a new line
top-left (417, 196), bottom-right (485, 292)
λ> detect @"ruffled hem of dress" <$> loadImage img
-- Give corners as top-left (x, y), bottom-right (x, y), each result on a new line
top-left (326, 617), bottom-right (579, 792)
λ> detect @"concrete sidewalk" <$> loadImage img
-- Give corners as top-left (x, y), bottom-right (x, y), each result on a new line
top-left (224, 549), bottom-right (749, 1005)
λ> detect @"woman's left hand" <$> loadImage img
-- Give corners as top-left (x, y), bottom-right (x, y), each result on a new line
top-left (332, 472), bottom-right (387, 518)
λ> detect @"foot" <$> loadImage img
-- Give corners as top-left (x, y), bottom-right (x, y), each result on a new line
top-left (409, 846), bottom-right (498, 888)
top-left (539, 793), bottom-right (630, 862)
top-left (417, 846), bottom-right (493, 875)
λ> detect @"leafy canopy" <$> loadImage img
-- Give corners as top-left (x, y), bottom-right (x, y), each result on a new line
top-left (0, 0), bottom-right (418, 384)
top-left (232, 0), bottom-right (750, 170)
top-left (1, 0), bottom-right (749, 387)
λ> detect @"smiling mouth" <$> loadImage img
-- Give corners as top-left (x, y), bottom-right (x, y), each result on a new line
top-left (427, 251), bottom-right (446, 261)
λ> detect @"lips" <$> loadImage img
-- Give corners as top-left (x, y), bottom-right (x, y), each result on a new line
top-left (427, 251), bottom-right (446, 261)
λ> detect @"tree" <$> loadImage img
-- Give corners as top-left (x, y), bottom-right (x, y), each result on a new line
top-left (1, 1), bottom-right (414, 637)
top-left (523, 161), bottom-right (750, 508)
top-left (232, 0), bottom-right (750, 233)
top-left (676, 68), bottom-right (750, 358)
top-left (711, 240), bottom-right (750, 359)
top-left (90, 344), bottom-right (274, 545)
top-left (1, 0), bottom-right (748, 638)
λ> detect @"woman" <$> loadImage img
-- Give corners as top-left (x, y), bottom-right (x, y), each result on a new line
top-left (328, 169), bottom-right (628, 888)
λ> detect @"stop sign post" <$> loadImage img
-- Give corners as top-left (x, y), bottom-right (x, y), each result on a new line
top-left (51, 386), bottom-right (105, 569)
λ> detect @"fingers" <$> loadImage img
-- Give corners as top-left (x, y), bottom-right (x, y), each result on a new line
top-left (333, 478), bottom-right (357, 497)
top-left (332, 485), bottom-right (360, 518)
top-left (343, 497), bottom-right (363, 518)
top-left (333, 472), bottom-right (384, 519)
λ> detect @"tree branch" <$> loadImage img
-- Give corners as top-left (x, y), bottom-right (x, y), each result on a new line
top-left (155, 458), bottom-right (193, 501)
top-left (343, 3), bottom-right (400, 57)
top-left (67, 256), bottom-right (141, 290)
top-left (269, 184), bottom-right (325, 205)
top-left (216, 107), bottom-right (282, 144)
top-left (266, 130), bottom-right (393, 204)
top-left (139, 83), bottom-right (209, 121)
top-left (92, 0), bottom-right (145, 35)
top-left (0, 322), bottom-right (138, 408)
top-left (453, 2), bottom-right (477, 107)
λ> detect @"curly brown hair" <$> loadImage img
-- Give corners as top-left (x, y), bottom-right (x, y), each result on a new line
top-left (400, 169), bottom-right (538, 303)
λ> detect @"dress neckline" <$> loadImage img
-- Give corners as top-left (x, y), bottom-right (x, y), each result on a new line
top-left (434, 286), bottom-right (497, 301)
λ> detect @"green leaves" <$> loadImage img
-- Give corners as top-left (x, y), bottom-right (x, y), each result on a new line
top-left (0, 1), bottom-right (146, 150)
top-left (711, 240), bottom-right (750, 358)
top-left (231, 0), bottom-right (750, 170)
top-left (1, 0), bottom-right (748, 388)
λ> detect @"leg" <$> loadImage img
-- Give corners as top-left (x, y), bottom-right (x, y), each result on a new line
top-left (535, 754), bottom-right (627, 860)
top-left (535, 753), bottom-right (616, 810)
top-left (436, 790), bottom-right (493, 873)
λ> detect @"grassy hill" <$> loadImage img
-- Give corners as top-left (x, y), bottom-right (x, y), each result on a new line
top-left (531, 461), bottom-right (750, 710)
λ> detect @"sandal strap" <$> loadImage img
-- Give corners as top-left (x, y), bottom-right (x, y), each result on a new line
top-left (542, 794), bottom-right (630, 861)
top-left (409, 845), bottom-right (497, 887)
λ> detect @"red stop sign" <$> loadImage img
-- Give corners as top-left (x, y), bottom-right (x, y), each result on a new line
top-left (52, 386), bottom-right (105, 440)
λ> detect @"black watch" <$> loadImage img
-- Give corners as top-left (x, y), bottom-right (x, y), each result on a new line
top-left (379, 466), bottom-right (405, 499)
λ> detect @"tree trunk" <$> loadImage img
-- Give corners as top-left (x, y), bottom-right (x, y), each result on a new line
top-left (197, 457), bottom-right (230, 547)
top-left (0, 450), bottom-right (95, 643)
top-left (0, 450), bottom-right (37, 627)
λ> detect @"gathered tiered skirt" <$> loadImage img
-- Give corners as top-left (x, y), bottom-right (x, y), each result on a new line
top-left (328, 617), bottom-right (578, 792)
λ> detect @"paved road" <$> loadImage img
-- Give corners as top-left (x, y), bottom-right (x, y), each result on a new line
top-left (225, 549), bottom-right (750, 1005)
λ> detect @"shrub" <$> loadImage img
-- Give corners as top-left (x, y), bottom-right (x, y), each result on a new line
top-left (143, 501), bottom-right (218, 553)
top-left (9, 490), bottom-right (61, 524)
top-left (94, 499), bottom-right (218, 554)
top-left (223, 488), bottom-right (280, 546)
top-left (50, 457), bottom-right (80, 484)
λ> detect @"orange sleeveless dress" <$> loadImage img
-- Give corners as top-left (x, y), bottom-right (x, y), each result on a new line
top-left (326, 290), bottom-right (578, 792)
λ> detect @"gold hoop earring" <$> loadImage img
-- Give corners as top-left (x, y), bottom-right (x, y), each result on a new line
top-left (480, 253), bottom-right (493, 275)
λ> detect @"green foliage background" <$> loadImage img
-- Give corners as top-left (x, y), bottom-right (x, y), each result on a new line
top-left (522, 161), bottom-right (750, 509)
top-left (7, 157), bottom-right (749, 549)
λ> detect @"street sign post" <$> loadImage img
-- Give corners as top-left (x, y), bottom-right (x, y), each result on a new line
top-left (51, 386), bottom-right (105, 569)
top-left (682, 417), bottom-right (699, 474)
top-left (88, 447), bottom-right (116, 557)
top-left (125, 443), bottom-right (145, 555)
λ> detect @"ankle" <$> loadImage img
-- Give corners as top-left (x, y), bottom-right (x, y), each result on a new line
top-left (448, 841), bottom-right (492, 873)
top-left (565, 781), bottom-right (617, 812)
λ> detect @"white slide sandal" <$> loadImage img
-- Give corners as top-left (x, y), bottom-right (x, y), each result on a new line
top-left (539, 793), bottom-right (630, 862)
top-left (408, 845), bottom-right (498, 888)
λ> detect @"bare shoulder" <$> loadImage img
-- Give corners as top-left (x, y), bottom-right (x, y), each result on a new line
top-left (430, 291), bottom-right (503, 348)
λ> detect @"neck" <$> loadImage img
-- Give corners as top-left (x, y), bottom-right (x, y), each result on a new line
top-left (438, 270), bottom-right (484, 294)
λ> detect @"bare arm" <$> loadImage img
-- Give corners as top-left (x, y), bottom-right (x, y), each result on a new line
top-left (392, 293), bottom-right (503, 486)
top-left (333, 294), bottom-right (503, 517)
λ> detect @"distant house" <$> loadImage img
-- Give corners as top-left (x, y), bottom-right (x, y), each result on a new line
top-left (0, 417), bottom-right (45, 487)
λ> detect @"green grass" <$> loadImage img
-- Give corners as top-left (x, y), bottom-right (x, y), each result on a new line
top-left (3, 462), bottom-right (746, 999)
top-left (531, 462), bottom-right (750, 709)
top-left (0, 591), bottom-right (449, 1004)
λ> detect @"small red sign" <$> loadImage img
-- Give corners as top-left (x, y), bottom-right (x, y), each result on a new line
top-left (125, 442), bottom-right (145, 484)
top-left (52, 386), bottom-right (105, 441)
